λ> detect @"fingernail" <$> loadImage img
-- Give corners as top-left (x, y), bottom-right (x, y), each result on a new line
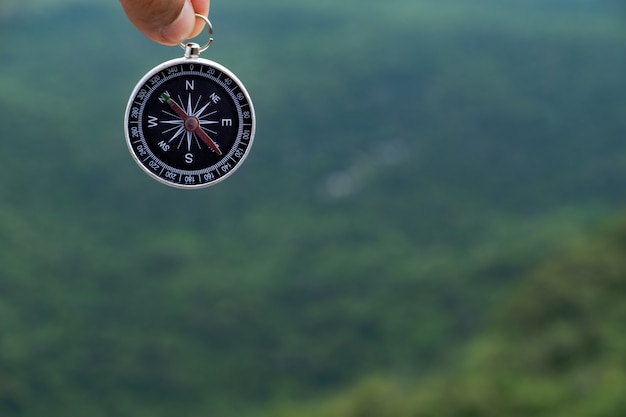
top-left (160, 0), bottom-right (195, 45)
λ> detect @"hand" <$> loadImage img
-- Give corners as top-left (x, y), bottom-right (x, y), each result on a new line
top-left (119, 0), bottom-right (211, 46)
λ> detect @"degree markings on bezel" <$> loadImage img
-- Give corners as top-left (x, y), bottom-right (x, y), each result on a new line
top-left (126, 57), bottom-right (255, 188)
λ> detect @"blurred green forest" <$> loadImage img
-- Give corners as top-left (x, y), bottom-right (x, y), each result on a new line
top-left (0, 0), bottom-right (625, 416)
top-left (273, 216), bottom-right (626, 417)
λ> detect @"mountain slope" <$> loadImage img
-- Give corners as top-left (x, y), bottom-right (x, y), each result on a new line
top-left (274, 215), bottom-right (626, 417)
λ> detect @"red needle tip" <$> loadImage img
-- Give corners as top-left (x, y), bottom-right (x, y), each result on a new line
top-left (196, 127), bottom-right (223, 155)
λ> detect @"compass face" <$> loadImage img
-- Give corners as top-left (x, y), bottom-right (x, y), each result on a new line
top-left (124, 57), bottom-right (255, 189)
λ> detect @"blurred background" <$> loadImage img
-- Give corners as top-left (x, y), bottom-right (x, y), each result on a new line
top-left (1, 0), bottom-right (625, 416)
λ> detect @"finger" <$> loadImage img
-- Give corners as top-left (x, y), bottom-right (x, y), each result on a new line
top-left (189, 0), bottom-right (211, 38)
top-left (120, 0), bottom-right (210, 46)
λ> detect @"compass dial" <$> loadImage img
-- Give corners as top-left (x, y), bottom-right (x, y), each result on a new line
top-left (125, 57), bottom-right (255, 189)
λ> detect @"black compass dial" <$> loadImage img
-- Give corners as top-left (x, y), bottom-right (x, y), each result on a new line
top-left (125, 58), bottom-right (255, 189)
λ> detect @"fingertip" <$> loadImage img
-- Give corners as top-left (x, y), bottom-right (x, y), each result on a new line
top-left (159, 0), bottom-right (195, 45)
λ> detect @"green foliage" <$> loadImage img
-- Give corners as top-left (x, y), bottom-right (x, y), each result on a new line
top-left (273, 217), bottom-right (626, 417)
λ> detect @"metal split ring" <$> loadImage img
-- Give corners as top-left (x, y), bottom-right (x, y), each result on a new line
top-left (179, 13), bottom-right (213, 52)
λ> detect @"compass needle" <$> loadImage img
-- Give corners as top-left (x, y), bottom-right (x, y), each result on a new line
top-left (194, 127), bottom-right (222, 155)
top-left (161, 91), bottom-right (222, 154)
top-left (163, 94), bottom-right (190, 120)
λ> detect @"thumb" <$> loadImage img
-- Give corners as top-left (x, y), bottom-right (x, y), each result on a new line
top-left (120, 0), bottom-right (201, 46)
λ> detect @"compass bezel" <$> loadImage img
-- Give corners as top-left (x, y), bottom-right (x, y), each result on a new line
top-left (124, 56), bottom-right (256, 189)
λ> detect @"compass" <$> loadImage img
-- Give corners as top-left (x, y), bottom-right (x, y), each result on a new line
top-left (124, 17), bottom-right (255, 189)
